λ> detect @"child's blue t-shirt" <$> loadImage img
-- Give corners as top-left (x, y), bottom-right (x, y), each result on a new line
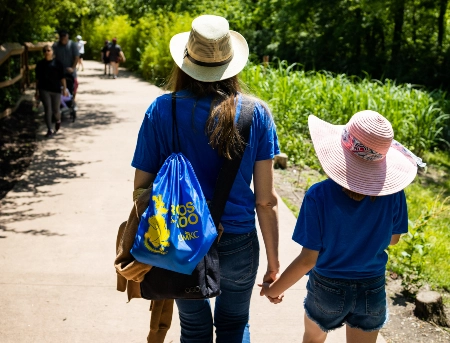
top-left (132, 91), bottom-right (280, 234)
top-left (292, 179), bottom-right (408, 279)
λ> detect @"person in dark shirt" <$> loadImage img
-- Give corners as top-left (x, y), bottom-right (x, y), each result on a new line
top-left (53, 30), bottom-right (80, 99)
top-left (106, 37), bottom-right (126, 79)
top-left (101, 40), bottom-right (110, 75)
top-left (35, 45), bottom-right (68, 137)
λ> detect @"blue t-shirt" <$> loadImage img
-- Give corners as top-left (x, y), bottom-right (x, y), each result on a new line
top-left (292, 179), bottom-right (408, 279)
top-left (132, 91), bottom-right (280, 234)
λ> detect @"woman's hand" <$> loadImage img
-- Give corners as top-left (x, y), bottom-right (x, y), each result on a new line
top-left (259, 281), bottom-right (284, 303)
top-left (260, 269), bottom-right (284, 304)
top-left (263, 269), bottom-right (279, 284)
top-left (259, 282), bottom-right (280, 298)
top-left (63, 89), bottom-right (69, 97)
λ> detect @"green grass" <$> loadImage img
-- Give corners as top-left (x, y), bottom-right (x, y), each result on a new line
top-left (387, 164), bottom-right (450, 290)
top-left (281, 197), bottom-right (300, 218)
top-left (241, 61), bottom-right (450, 167)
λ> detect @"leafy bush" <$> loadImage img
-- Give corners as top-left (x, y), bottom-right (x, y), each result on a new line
top-left (241, 61), bottom-right (450, 166)
top-left (0, 55), bottom-right (23, 113)
top-left (83, 15), bottom-right (134, 68)
top-left (388, 188), bottom-right (450, 290)
top-left (85, 12), bottom-right (193, 84)
top-left (138, 12), bottom-right (193, 85)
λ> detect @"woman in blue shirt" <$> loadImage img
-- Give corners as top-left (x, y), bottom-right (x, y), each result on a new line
top-left (260, 110), bottom-right (424, 343)
top-left (132, 15), bottom-right (281, 343)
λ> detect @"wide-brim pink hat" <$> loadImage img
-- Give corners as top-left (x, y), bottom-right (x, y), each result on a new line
top-left (308, 110), bottom-right (424, 196)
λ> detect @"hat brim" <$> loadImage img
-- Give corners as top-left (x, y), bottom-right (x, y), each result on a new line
top-left (308, 115), bottom-right (417, 196)
top-left (170, 31), bottom-right (249, 82)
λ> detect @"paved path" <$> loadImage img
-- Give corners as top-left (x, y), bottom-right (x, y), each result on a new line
top-left (0, 61), bottom-right (385, 343)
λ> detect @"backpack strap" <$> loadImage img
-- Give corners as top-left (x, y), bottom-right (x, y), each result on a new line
top-left (209, 95), bottom-right (255, 228)
top-left (171, 93), bottom-right (181, 152)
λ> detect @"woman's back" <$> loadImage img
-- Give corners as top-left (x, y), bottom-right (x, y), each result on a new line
top-left (132, 91), bottom-right (279, 233)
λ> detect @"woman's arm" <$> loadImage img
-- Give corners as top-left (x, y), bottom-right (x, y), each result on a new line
top-left (261, 247), bottom-right (319, 298)
top-left (35, 80), bottom-right (39, 99)
top-left (61, 78), bottom-right (67, 96)
top-left (254, 159), bottom-right (280, 281)
top-left (134, 169), bottom-right (156, 190)
top-left (35, 64), bottom-right (40, 99)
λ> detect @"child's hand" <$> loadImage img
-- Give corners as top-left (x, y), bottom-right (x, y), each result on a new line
top-left (258, 282), bottom-right (284, 304)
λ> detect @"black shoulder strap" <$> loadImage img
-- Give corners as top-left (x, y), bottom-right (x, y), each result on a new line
top-left (172, 93), bottom-right (181, 152)
top-left (209, 96), bottom-right (255, 228)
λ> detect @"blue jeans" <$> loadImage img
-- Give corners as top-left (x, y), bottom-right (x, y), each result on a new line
top-left (175, 229), bottom-right (260, 343)
top-left (304, 270), bottom-right (387, 333)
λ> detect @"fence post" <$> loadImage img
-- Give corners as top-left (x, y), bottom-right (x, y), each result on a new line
top-left (24, 44), bottom-right (29, 88)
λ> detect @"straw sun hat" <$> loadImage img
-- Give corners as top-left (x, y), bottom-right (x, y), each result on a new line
top-left (170, 15), bottom-right (249, 82)
top-left (308, 111), bottom-right (426, 196)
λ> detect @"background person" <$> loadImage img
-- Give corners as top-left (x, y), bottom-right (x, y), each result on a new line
top-left (76, 35), bottom-right (87, 71)
top-left (101, 40), bottom-right (110, 75)
top-left (106, 37), bottom-right (125, 79)
top-left (35, 45), bottom-right (68, 137)
top-left (52, 30), bottom-right (79, 99)
top-left (132, 15), bottom-right (281, 343)
top-left (260, 111), bottom-right (423, 343)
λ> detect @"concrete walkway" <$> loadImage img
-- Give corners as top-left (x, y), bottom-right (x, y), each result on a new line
top-left (0, 61), bottom-right (385, 343)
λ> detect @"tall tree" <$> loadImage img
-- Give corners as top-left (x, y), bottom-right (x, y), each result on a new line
top-left (438, 0), bottom-right (448, 49)
top-left (391, 0), bottom-right (406, 63)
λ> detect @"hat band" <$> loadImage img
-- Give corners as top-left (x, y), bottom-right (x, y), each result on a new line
top-left (341, 127), bottom-right (384, 161)
top-left (342, 127), bottom-right (426, 167)
top-left (184, 48), bottom-right (233, 67)
top-left (391, 140), bottom-right (426, 167)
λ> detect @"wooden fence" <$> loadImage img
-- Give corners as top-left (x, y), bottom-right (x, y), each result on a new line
top-left (0, 42), bottom-right (51, 119)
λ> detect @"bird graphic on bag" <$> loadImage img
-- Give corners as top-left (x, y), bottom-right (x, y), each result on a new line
top-left (144, 195), bottom-right (171, 254)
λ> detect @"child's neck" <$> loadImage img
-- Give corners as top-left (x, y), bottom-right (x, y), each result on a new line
top-left (342, 188), bottom-right (366, 201)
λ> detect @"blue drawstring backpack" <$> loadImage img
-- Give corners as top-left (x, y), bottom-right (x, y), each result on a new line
top-left (134, 93), bottom-right (255, 300)
top-left (130, 152), bottom-right (218, 275)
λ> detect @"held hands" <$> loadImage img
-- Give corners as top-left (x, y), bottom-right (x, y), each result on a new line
top-left (258, 269), bottom-right (284, 304)
top-left (62, 89), bottom-right (69, 97)
top-left (66, 67), bottom-right (74, 73)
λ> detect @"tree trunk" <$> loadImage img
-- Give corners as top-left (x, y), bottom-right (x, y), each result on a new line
top-left (438, 0), bottom-right (449, 49)
top-left (414, 291), bottom-right (449, 327)
top-left (412, 2), bottom-right (417, 44)
top-left (391, 0), bottom-right (406, 63)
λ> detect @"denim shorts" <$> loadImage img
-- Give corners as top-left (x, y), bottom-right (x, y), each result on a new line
top-left (304, 270), bottom-right (388, 333)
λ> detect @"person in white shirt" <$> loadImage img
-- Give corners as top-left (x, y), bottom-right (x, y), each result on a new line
top-left (76, 35), bottom-right (87, 71)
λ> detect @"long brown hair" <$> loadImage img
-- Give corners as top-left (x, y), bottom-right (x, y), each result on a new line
top-left (165, 65), bottom-right (245, 160)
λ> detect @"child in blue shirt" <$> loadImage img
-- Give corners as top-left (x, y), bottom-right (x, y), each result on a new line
top-left (260, 110), bottom-right (425, 343)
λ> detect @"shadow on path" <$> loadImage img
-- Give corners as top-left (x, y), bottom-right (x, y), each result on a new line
top-left (1, 99), bottom-right (124, 229)
top-left (0, 224), bottom-right (64, 237)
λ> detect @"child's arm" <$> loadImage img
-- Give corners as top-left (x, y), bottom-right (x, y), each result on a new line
top-left (390, 234), bottom-right (401, 245)
top-left (260, 247), bottom-right (319, 298)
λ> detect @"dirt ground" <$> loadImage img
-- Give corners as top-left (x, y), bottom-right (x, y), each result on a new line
top-left (382, 276), bottom-right (450, 343)
top-left (273, 166), bottom-right (450, 343)
top-left (0, 101), bottom-right (40, 200)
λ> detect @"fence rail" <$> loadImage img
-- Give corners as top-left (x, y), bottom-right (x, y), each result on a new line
top-left (0, 41), bottom-right (51, 119)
